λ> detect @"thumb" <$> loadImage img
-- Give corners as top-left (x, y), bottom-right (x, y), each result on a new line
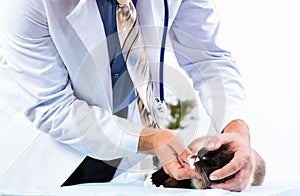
top-left (179, 148), bottom-right (193, 164)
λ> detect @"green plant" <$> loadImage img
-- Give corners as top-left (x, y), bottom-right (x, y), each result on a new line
top-left (165, 99), bottom-right (195, 130)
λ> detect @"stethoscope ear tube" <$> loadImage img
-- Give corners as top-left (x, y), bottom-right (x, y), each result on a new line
top-left (158, 0), bottom-right (169, 103)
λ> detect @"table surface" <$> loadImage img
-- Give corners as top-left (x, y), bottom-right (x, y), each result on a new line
top-left (1, 175), bottom-right (300, 196)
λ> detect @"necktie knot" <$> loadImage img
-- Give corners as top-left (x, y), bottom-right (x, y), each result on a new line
top-left (117, 0), bottom-right (131, 5)
top-left (116, 0), bottom-right (137, 47)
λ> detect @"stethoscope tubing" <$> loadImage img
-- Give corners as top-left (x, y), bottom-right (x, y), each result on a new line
top-left (158, 0), bottom-right (169, 102)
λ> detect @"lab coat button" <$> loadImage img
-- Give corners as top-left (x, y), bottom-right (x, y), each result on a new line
top-left (114, 73), bottom-right (120, 79)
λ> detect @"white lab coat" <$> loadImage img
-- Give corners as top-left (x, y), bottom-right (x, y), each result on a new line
top-left (0, 0), bottom-right (248, 190)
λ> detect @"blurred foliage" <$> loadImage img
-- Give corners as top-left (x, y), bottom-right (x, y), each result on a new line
top-left (165, 99), bottom-right (195, 130)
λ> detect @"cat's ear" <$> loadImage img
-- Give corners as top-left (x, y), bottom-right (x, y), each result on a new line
top-left (197, 147), bottom-right (209, 158)
top-left (187, 154), bottom-right (202, 170)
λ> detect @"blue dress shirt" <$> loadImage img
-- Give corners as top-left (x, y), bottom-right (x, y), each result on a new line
top-left (96, 0), bottom-right (137, 112)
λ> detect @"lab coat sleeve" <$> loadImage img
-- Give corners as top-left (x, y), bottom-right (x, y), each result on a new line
top-left (0, 0), bottom-right (143, 160)
top-left (170, 0), bottom-right (249, 133)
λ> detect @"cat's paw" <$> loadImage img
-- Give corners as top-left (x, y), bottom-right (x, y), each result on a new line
top-left (144, 170), bottom-right (164, 188)
top-left (144, 172), bottom-right (156, 187)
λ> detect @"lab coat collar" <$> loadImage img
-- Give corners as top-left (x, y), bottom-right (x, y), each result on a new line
top-left (65, 0), bottom-right (167, 53)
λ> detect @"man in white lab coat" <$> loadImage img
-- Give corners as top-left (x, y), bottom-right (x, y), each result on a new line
top-left (0, 0), bottom-right (252, 192)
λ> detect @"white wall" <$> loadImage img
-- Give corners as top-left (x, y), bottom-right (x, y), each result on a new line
top-left (218, 0), bottom-right (300, 182)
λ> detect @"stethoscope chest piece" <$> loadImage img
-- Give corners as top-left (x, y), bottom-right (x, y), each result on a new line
top-left (152, 97), bottom-right (168, 126)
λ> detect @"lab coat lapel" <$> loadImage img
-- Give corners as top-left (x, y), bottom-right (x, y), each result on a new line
top-left (66, 0), bottom-right (107, 53)
top-left (66, 0), bottom-right (113, 111)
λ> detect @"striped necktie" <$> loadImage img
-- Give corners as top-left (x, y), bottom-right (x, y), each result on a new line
top-left (116, 0), bottom-right (159, 128)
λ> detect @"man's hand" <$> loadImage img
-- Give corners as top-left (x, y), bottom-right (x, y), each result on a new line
top-left (138, 127), bottom-right (199, 180)
top-left (207, 120), bottom-right (253, 192)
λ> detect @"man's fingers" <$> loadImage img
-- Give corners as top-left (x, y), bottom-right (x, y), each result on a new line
top-left (153, 130), bottom-right (200, 180)
top-left (206, 136), bottom-right (223, 151)
top-left (207, 133), bottom-right (242, 151)
top-left (211, 164), bottom-right (251, 192)
top-left (179, 148), bottom-right (192, 164)
top-left (211, 174), bottom-right (247, 192)
top-left (209, 151), bottom-right (245, 180)
top-left (164, 148), bottom-right (199, 180)
top-left (165, 159), bottom-right (199, 180)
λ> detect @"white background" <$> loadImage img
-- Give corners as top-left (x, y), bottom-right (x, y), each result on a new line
top-left (218, 0), bottom-right (300, 182)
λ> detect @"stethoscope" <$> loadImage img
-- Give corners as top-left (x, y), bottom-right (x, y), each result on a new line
top-left (152, 0), bottom-right (169, 124)
top-left (159, 0), bottom-right (169, 102)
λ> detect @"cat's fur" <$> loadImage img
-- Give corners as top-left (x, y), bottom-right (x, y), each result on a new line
top-left (144, 136), bottom-right (266, 189)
